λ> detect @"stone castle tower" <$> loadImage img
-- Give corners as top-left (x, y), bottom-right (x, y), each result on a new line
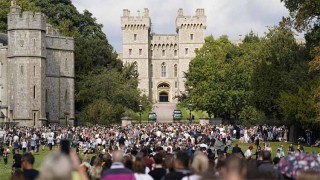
top-left (121, 8), bottom-right (206, 103)
top-left (0, 1), bottom-right (74, 127)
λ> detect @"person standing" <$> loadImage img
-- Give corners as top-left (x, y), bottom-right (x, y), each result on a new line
top-left (21, 139), bottom-right (27, 154)
top-left (47, 135), bottom-right (54, 151)
top-left (22, 153), bottom-right (39, 180)
top-left (149, 153), bottom-right (166, 180)
top-left (3, 148), bottom-right (9, 169)
top-left (101, 150), bottom-right (135, 180)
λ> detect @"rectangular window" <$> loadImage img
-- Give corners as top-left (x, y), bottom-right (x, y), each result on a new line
top-left (139, 49), bottom-right (142, 55)
top-left (20, 65), bottom-right (23, 75)
top-left (190, 34), bottom-right (194, 40)
top-left (129, 49), bottom-right (132, 56)
top-left (45, 89), bottom-right (48, 103)
top-left (174, 50), bottom-right (177, 56)
top-left (162, 50), bottom-right (165, 57)
top-left (150, 81), bottom-right (153, 89)
top-left (175, 81), bottom-right (178, 88)
top-left (185, 48), bottom-right (189, 55)
top-left (134, 34), bottom-right (137, 41)
top-left (34, 66), bottom-right (36, 77)
top-left (33, 85), bottom-right (36, 99)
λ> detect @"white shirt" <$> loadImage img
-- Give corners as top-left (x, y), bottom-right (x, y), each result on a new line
top-left (244, 149), bottom-right (252, 158)
top-left (134, 173), bottom-right (153, 180)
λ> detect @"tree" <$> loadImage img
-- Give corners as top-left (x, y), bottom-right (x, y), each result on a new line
top-left (185, 35), bottom-right (253, 121)
top-left (251, 24), bottom-right (311, 123)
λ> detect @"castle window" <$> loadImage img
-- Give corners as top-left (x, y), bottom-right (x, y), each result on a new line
top-left (174, 50), bottom-right (177, 56)
top-left (185, 48), bottom-right (189, 55)
top-left (175, 81), bottom-right (178, 88)
top-left (190, 34), bottom-right (194, 40)
top-left (45, 89), bottom-right (48, 103)
top-left (65, 58), bottom-right (68, 71)
top-left (162, 50), bottom-right (165, 57)
top-left (161, 62), bottom-right (166, 77)
top-left (174, 64), bottom-right (178, 77)
top-left (20, 65), bottom-right (24, 75)
top-left (139, 49), bottom-right (142, 55)
top-left (129, 49), bottom-right (132, 56)
top-left (34, 66), bottom-right (36, 77)
top-left (65, 90), bottom-right (68, 105)
top-left (33, 85), bottom-right (36, 99)
top-left (134, 34), bottom-right (137, 41)
top-left (150, 64), bottom-right (153, 77)
top-left (134, 62), bottom-right (138, 74)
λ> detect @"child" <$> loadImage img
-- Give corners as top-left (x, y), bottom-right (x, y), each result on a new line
top-left (3, 149), bottom-right (9, 169)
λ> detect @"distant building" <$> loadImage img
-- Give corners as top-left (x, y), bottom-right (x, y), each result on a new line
top-left (120, 8), bottom-right (207, 103)
top-left (0, 1), bottom-right (74, 127)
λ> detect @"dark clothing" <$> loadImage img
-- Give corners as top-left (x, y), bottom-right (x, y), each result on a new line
top-left (23, 169), bottom-right (39, 180)
top-left (232, 146), bottom-right (245, 157)
top-left (149, 168), bottom-right (166, 180)
top-left (163, 169), bottom-right (192, 180)
top-left (258, 161), bottom-right (281, 179)
top-left (13, 153), bottom-right (22, 168)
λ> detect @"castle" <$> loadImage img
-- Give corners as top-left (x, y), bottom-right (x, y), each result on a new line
top-left (120, 8), bottom-right (206, 103)
top-left (0, 2), bottom-right (74, 127)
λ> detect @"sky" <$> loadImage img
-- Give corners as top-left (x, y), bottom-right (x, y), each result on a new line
top-left (71, 0), bottom-right (290, 52)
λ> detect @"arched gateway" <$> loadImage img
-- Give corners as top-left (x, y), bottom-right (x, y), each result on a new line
top-left (158, 83), bottom-right (170, 102)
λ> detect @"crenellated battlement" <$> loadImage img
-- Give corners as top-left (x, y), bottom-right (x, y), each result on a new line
top-left (176, 8), bottom-right (206, 31)
top-left (46, 36), bottom-right (74, 51)
top-left (46, 24), bottom-right (60, 36)
top-left (8, 10), bottom-right (46, 31)
top-left (150, 34), bottom-right (178, 50)
top-left (121, 8), bottom-right (151, 30)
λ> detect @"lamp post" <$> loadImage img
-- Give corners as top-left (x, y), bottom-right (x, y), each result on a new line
top-left (139, 104), bottom-right (142, 124)
top-left (188, 103), bottom-right (192, 124)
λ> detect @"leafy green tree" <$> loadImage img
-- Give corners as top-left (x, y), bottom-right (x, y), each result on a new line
top-left (252, 24), bottom-right (310, 122)
top-left (185, 35), bottom-right (253, 121)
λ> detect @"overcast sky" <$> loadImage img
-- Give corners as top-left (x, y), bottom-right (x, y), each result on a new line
top-left (71, 0), bottom-right (289, 52)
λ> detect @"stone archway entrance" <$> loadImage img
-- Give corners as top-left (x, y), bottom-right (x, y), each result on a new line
top-left (157, 82), bottom-right (170, 103)
top-left (159, 92), bottom-right (169, 102)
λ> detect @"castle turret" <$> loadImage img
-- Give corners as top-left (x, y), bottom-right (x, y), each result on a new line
top-left (121, 8), bottom-right (151, 95)
top-left (176, 8), bottom-right (206, 91)
top-left (7, 1), bottom-right (47, 127)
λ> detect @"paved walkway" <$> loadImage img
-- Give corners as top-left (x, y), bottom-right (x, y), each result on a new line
top-left (153, 103), bottom-right (176, 123)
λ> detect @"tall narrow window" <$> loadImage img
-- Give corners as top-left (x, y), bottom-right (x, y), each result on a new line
top-left (190, 34), bottom-right (194, 40)
top-left (174, 50), bottom-right (177, 56)
top-left (161, 63), bottom-right (166, 77)
top-left (139, 49), bottom-right (142, 55)
top-left (150, 64), bottom-right (153, 77)
top-left (20, 66), bottom-right (23, 75)
top-left (150, 81), bottom-right (153, 89)
top-left (45, 89), bottom-right (48, 103)
top-left (33, 85), bottom-right (36, 99)
top-left (65, 58), bottom-right (68, 71)
top-left (134, 62), bottom-right (138, 74)
top-left (134, 34), bottom-right (137, 41)
top-left (174, 64), bottom-right (178, 77)
top-left (162, 50), bottom-right (165, 57)
top-left (34, 66), bottom-right (36, 76)
top-left (65, 90), bottom-right (68, 105)
top-left (175, 81), bottom-right (178, 88)
top-left (185, 48), bottom-right (189, 55)
top-left (129, 49), bottom-right (132, 56)
top-left (33, 112), bottom-right (36, 126)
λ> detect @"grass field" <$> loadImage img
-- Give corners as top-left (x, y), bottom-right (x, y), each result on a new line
top-left (0, 142), bottom-right (319, 179)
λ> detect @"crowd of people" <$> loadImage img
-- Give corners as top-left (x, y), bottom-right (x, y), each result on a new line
top-left (0, 123), bottom-right (319, 180)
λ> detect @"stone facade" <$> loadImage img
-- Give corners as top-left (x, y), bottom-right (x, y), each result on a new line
top-left (121, 8), bottom-right (206, 103)
top-left (0, 2), bottom-right (74, 127)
